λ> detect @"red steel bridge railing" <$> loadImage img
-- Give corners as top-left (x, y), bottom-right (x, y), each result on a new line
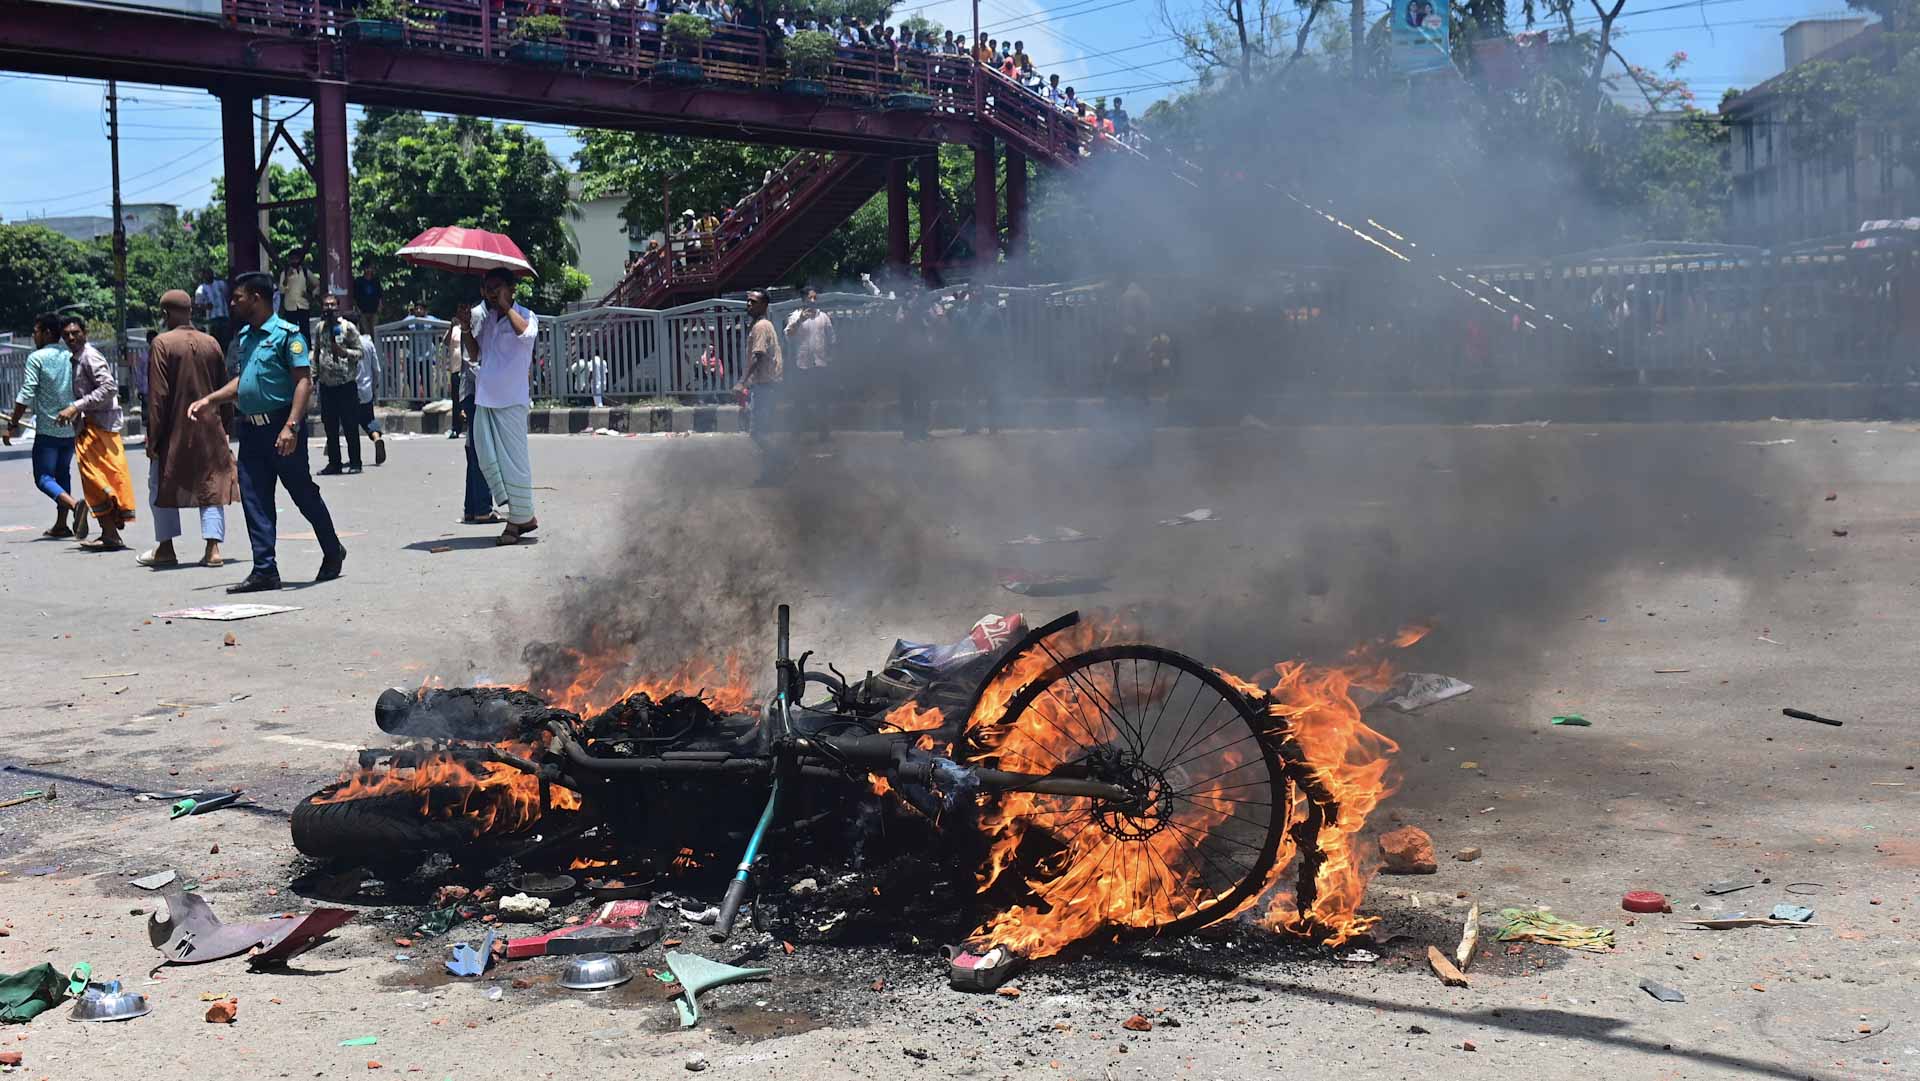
top-left (223, 0), bottom-right (1086, 162)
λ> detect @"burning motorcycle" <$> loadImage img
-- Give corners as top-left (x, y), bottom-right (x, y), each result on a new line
top-left (294, 607), bottom-right (1352, 947)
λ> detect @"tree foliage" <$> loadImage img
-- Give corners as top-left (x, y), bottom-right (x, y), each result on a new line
top-left (0, 224), bottom-right (110, 333)
top-left (195, 165), bottom-right (319, 273)
top-left (1771, 15), bottom-right (1920, 193)
top-left (349, 110), bottom-right (586, 318)
top-left (572, 131), bottom-right (996, 288)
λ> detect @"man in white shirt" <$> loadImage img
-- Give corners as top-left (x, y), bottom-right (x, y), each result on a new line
top-left (782, 287), bottom-right (834, 441)
top-left (464, 267), bottom-right (540, 545)
top-left (193, 268), bottom-right (231, 345)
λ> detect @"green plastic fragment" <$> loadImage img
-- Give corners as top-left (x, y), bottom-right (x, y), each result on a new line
top-left (65, 963), bottom-right (92, 999)
top-left (1550, 714), bottom-right (1591, 727)
top-left (340, 1036), bottom-right (379, 1047)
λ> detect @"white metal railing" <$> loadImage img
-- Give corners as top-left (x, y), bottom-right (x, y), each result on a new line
top-left (0, 339), bottom-right (144, 424)
top-left (352, 283), bottom-right (1114, 406)
top-left (543, 283), bottom-right (1115, 404)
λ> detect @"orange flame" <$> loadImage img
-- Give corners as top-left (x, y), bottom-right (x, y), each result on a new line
top-left (1246, 653), bottom-right (1399, 944)
top-left (870, 701), bottom-right (952, 799)
top-left (965, 617), bottom-right (1416, 958)
top-left (524, 647), bottom-right (756, 718)
top-left (315, 740), bottom-right (582, 836)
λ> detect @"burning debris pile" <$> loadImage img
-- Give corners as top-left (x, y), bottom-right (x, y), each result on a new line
top-left (293, 613), bottom-right (1433, 969)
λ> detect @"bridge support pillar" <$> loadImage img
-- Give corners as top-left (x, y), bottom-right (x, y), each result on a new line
top-left (219, 90), bottom-right (259, 276)
top-left (886, 158), bottom-right (910, 277)
top-left (973, 138), bottom-right (997, 274)
top-left (917, 152), bottom-right (941, 285)
top-left (313, 81), bottom-right (353, 301)
top-left (1005, 149), bottom-right (1028, 274)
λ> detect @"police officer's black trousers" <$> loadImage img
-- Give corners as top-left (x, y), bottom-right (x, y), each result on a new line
top-left (237, 409), bottom-right (341, 577)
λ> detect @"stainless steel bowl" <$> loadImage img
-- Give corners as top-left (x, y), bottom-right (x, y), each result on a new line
top-left (70, 987), bottom-right (151, 1022)
top-left (557, 952), bottom-right (630, 991)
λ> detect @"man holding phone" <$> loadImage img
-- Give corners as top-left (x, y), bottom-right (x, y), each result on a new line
top-left (311, 294), bottom-right (367, 475)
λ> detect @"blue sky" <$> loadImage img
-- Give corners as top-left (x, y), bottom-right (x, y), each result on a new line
top-left (0, 0), bottom-right (1865, 224)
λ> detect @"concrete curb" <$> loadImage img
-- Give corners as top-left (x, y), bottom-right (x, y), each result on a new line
top-left (358, 383), bottom-right (1920, 435)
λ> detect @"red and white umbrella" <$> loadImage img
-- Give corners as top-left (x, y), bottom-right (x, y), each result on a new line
top-left (397, 226), bottom-right (535, 276)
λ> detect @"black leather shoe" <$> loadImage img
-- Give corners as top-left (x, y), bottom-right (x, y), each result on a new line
top-left (317, 546), bottom-right (346, 582)
top-left (318, 464), bottom-right (345, 476)
top-left (345, 465), bottom-right (363, 474)
top-left (226, 571), bottom-right (283, 594)
top-left (374, 439), bottom-right (387, 466)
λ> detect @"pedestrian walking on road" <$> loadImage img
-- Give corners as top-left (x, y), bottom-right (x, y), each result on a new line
top-left (2, 313), bottom-right (82, 539)
top-left (355, 330), bottom-right (389, 466)
top-left (737, 290), bottom-right (785, 483)
top-left (311, 294), bottom-right (367, 475)
top-left (467, 267), bottom-right (539, 544)
top-left (140, 290), bottom-right (237, 569)
top-left (783, 286), bottom-right (834, 441)
top-left (189, 271), bottom-right (346, 593)
top-left (58, 315), bottom-right (135, 551)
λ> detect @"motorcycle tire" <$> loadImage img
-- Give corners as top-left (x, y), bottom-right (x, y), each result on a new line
top-left (291, 783), bottom-right (507, 860)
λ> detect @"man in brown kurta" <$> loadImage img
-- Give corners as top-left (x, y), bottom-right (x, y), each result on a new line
top-left (139, 289), bottom-right (239, 568)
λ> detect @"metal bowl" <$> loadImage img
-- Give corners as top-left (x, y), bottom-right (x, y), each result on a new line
top-left (557, 952), bottom-right (630, 991)
top-left (70, 987), bottom-right (151, 1022)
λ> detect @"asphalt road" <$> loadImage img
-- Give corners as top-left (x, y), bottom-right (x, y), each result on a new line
top-left (0, 421), bottom-right (1913, 1080)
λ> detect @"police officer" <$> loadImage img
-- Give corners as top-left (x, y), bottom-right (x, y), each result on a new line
top-left (188, 271), bottom-right (346, 593)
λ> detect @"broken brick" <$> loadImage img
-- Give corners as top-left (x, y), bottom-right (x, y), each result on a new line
top-left (1379, 826), bottom-right (1438, 875)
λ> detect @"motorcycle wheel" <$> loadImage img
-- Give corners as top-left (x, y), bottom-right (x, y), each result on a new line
top-left (957, 644), bottom-right (1289, 941)
top-left (291, 782), bottom-right (531, 860)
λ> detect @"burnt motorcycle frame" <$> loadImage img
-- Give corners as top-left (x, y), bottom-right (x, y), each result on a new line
top-left (316, 606), bottom-right (1352, 946)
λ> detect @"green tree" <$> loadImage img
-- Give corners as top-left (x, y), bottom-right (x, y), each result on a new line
top-left (1772, 14), bottom-right (1920, 199)
top-left (350, 110), bottom-right (586, 318)
top-left (195, 166), bottom-right (318, 272)
top-left (576, 127), bottom-right (1006, 288)
top-left (0, 223), bottom-right (110, 333)
top-left (113, 207), bottom-right (212, 331)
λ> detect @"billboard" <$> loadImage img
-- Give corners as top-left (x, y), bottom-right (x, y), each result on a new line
top-left (1391, 0), bottom-right (1451, 76)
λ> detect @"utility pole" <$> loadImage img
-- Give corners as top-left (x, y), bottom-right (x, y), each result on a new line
top-left (257, 96), bottom-right (272, 271)
top-left (107, 80), bottom-right (127, 367)
top-left (1351, 0), bottom-right (1366, 82)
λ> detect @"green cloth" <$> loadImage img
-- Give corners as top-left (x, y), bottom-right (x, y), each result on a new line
top-left (415, 904), bottom-right (477, 937)
top-left (0, 963), bottom-right (70, 1023)
top-left (1497, 908), bottom-right (1615, 952)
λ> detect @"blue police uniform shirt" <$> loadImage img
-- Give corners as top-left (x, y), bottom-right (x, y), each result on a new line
top-left (232, 314), bottom-right (310, 416)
